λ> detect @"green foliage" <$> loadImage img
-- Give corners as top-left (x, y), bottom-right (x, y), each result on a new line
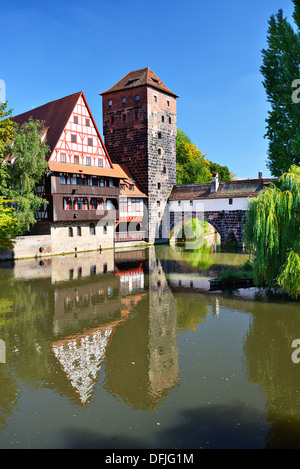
top-left (0, 118), bottom-right (49, 235)
top-left (218, 267), bottom-right (253, 281)
top-left (245, 165), bottom-right (300, 299)
top-left (209, 161), bottom-right (231, 181)
top-left (0, 196), bottom-right (18, 250)
top-left (0, 101), bottom-right (16, 162)
top-left (176, 129), bottom-right (232, 184)
top-left (176, 129), bottom-right (211, 184)
top-left (260, 3), bottom-right (300, 176)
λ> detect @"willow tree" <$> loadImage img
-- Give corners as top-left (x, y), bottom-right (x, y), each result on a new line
top-left (245, 165), bottom-right (300, 299)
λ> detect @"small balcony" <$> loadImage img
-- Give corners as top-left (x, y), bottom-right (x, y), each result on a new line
top-left (115, 231), bottom-right (146, 243)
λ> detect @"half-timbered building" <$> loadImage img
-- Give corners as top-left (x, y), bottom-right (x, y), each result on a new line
top-left (12, 91), bottom-right (147, 255)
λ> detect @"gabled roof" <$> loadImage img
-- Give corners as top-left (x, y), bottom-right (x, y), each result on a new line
top-left (169, 179), bottom-right (276, 200)
top-left (13, 92), bottom-right (82, 161)
top-left (114, 164), bottom-right (147, 198)
top-left (12, 91), bottom-right (113, 166)
top-left (100, 67), bottom-right (179, 98)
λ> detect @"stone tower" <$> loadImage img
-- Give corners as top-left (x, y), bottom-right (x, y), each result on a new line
top-left (100, 67), bottom-right (178, 243)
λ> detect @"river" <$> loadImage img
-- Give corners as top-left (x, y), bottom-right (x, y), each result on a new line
top-left (0, 244), bottom-right (299, 449)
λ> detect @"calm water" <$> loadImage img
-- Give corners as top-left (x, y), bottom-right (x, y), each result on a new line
top-left (0, 244), bottom-right (299, 449)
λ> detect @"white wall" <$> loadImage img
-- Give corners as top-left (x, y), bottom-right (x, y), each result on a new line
top-left (168, 197), bottom-right (249, 213)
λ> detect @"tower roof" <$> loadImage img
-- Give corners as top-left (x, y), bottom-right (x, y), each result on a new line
top-left (100, 67), bottom-right (179, 97)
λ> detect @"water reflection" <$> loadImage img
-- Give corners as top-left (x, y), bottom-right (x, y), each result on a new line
top-left (0, 244), bottom-right (299, 448)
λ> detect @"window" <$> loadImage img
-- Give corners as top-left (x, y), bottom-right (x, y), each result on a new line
top-left (71, 134), bottom-right (77, 143)
top-left (74, 116), bottom-right (78, 124)
top-left (108, 100), bottom-right (112, 106)
top-left (167, 100), bottom-right (170, 107)
top-left (86, 157), bottom-right (91, 166)
top-left (88, 138), bottom-right (93, 146)
top-left (169, 117), bottom-right (172, 124)
top-left (178, 201), bottom-right (181, 206)
top-left (158, 149), bottom-right (161, 155)
top-left (91, 199), bottom-right (98, 210)
top-left (86, 118), bottom-right (90, 126)
top-left (162, 116), bottom-right (164, 123)
top-left (135, 112), bottom-right (139, 120)
top-left (103, 224), bottom-right (108, 234)
top-left (111, 116), bottom-right (114, 124)
top-left (120, 184), bottom-right (125, 190)
top-left (90, 265), bottom-right (96, 275)
top-left (229, 198), bottom-right (233, 205)
top-left (190, 200), bottom-right (193, 206)
top-left (136, 95), bottom-right (140, 101)
top-left (61, 153), bottom-right (66, 163)
top-left (68, 227), bottom-right (73, 237)
top-left (77, 226), bottom-right (82, 236)
top-left (163, 166), bottom-right (166, 174)
top-left (123, 114), bottom-right (126, 122)
top-left (157, 182), bottom-right (161, 189)
top-left (122, 97), bottom-right (126, 104)
top-left (74, 155), bottom-right (79, 164)
top-left (63, 197), bottom-right (72, 210)
top-left (90, 223), bottom-right (96, 235)
top-left (98, 158), bottom-right (103, 167)
top-left (60, 173), bottom-right (66, 184)
top-left (131, 199), bottom-right (140, 211)
top-left (157, 200), bottom-right (160, 207)
top-left (154, 95), bottom-right (157, 102)
top-left (158, 132), bottom-right (161, 139)
top-left (72, 174), bottom-right (77, 184)
top-left (129, 184), bottom-right (134, 191)
top-left (120, 198), bottom-right (128, 212)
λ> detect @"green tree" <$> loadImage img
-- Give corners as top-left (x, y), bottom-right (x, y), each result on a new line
top-left (260, 1), bottom-right (300, 176)
top-left (0, 101), bottom-right (16, 161)
top-left (245, 165), bottom-right (300, 299)
top-left (176, 129), bottom-right (231, 184)
top-left (0, 196), bottom-right (18, 250)
top-left (208, 162), bottom-right (231, 181)
top-left (0, 118), bottom-right (49, 235)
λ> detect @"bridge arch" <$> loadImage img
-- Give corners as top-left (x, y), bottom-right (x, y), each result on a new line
top-left (169, 210), bottom-right (246, 247)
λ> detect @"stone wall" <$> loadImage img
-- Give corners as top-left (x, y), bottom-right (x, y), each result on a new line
top-left (0, 220), bottom-right (115, 261)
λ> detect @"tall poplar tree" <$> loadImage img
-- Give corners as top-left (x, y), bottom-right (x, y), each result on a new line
top-left (260, 0), bottom-right (300, 176)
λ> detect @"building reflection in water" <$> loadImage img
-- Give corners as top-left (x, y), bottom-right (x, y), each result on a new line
top-left (32, 246), bottom-right (179, 407)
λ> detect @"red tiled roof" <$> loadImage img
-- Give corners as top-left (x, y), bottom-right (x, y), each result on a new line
top-left (169, 179), bottom-right (276, 200)
top-left (100, 67), bottom-right (179, 98)
top-left (13, 92), bottom-right (82, 161)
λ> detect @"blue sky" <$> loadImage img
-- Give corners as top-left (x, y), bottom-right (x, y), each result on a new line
top-left (1, 0), bottom-right (296, 179)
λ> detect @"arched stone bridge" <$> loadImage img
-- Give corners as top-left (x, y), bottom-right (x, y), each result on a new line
top-left (167, 174), bottom-right (275, 247)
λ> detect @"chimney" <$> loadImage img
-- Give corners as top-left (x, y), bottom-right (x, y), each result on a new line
top-left (258, 170), bottom-right (263, 179)
top-left (210, 173), bottom-right (219, 193)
